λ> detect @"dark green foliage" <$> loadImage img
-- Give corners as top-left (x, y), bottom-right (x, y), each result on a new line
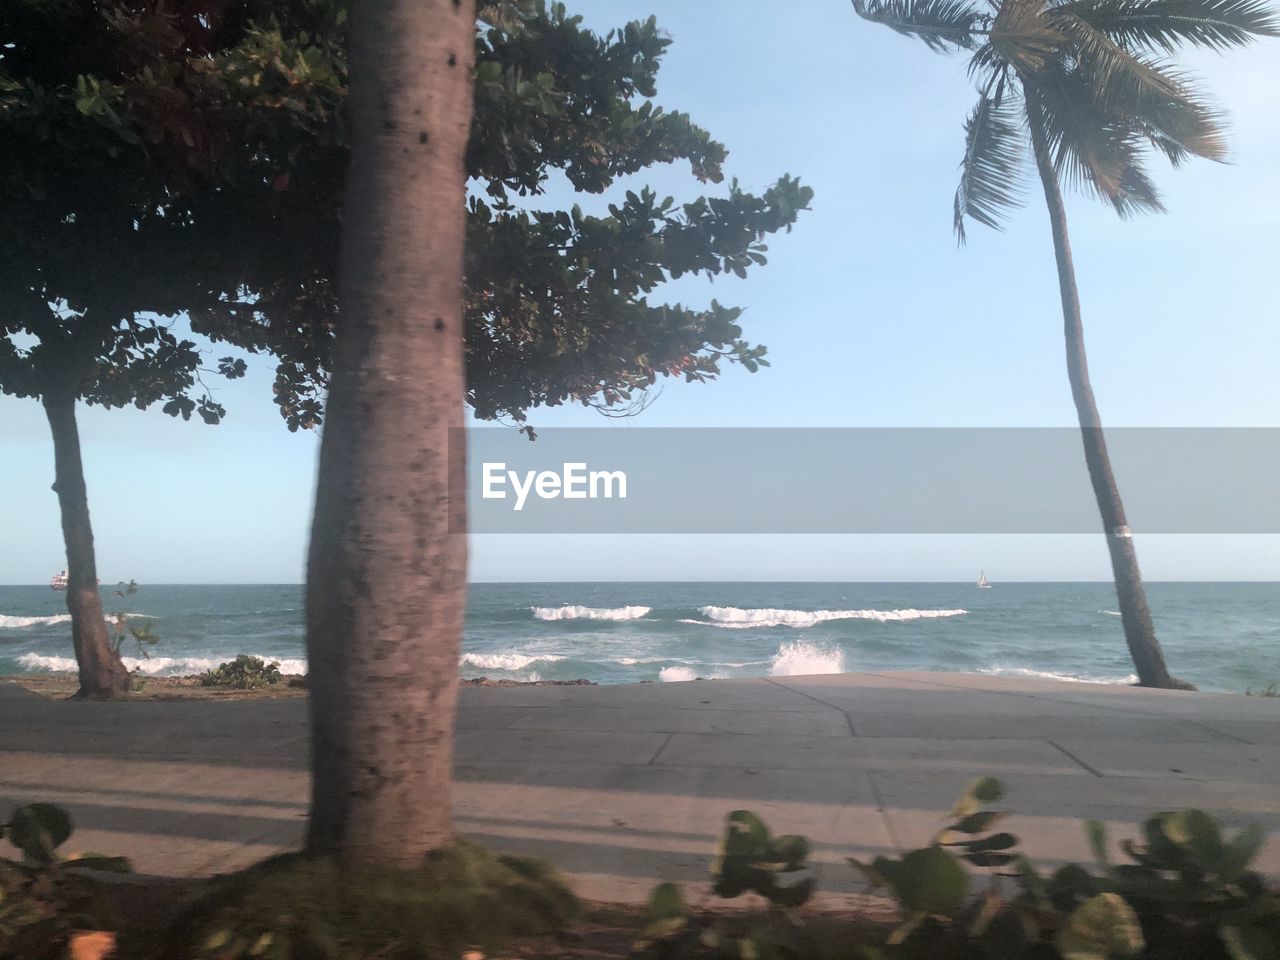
top-left (635, 811), bottom-right (815, 960)
top-left (200, 655), bottom-right (283, 689)
top-left (155, 842), bottom-right (577, 960)
top-left (712, 810), bottom-right (814, 907)
top-left (0, 803), bottom-right (130, 959)
top-left (643, 779), bottom-right (1278, 960)
top-left (3, 1), bottom-right (811, 433)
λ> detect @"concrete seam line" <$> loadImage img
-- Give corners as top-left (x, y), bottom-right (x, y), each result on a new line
top-left (646, 731), bottom-right (676, 765)
top-left (1185, 719), bottom-right (1253, 745)
top-left (761, 678), bottom-right (853, 719)
top-left (1045, 739), bottom-right (1104, 777)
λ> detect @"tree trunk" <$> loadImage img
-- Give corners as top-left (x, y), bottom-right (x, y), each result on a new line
top-left (41, 391), bottom-right (130, 699)
top-left (303, 0), bottom-right (475, 865)
top-left (1025, 102), bottom-right (1191, 691)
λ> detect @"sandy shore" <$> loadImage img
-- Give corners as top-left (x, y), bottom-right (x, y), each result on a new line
top-left (2, 672), bottom-right (595, 700)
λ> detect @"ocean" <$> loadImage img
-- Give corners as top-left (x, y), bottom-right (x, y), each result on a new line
top-left (1, 582), bottom-right (1277, 694)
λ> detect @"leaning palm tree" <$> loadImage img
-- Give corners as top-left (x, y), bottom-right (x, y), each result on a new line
top-left (853, 0), bottom-right (1276, 689)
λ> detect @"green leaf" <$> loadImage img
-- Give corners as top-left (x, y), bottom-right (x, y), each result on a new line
top-left (7, 803), bottom-right (73, 861)
top-left (1058, 893), bottom-right (1145, 960)
top-left (1162, 809), bottom-right (1226, 866)
top-left (894, 846), bottom-right (970, 915)
top-left (951, 810), bottom-right (1009, 834)
top-left (1085, 820), bottom-right (1110, 869)
top-left (951, 776), bottom-right (1004, 816)
top-left (646, 882), bottom-right (685, 921)
top-left (959, 832), bottom-right (1019, 853)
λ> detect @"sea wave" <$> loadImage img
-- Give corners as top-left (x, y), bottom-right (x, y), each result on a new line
top-left (694, 606), bottom-right (968, 629)
top-left (979, 666), bottom-right (1138, 685)
top-left (461, 652), bottom-right (567, 671)
top-left (1, 612), bottom-right (155, 630)
top-left (0, 614), bottom-right (73, 629)
top-left (17, 653), bottom-right (308, 676)
top-left (659, 666), bottom-right (698, 682)
top-left (769, 640), bottom-right (846, 676)
top-left (532, 605), bottom-right (651, 621)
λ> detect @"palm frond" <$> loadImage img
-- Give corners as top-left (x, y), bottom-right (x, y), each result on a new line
top-left (990, 0), bottom-right (1070, 71)
top-left (1051, 15), bottom-right (1229, 159)
top-left (852, 0), bottom-right (989, 50)
top-left (954, 82), bottom-right (1028, 240)
top-left (1053, 0), bottom-right (1279, 52)
top-left (1030, 67), bottom-right (1167, 216)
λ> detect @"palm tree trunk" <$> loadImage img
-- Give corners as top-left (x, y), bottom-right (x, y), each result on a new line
top-left (303, 0), bottom-right (475, 865)
top-left (41, 390), bottom-right (130, 699)
top-left (1025, 102), bottom-right (1191, 691)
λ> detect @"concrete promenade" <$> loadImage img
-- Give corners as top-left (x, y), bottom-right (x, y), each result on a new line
top-left (2, 672), bottom-right (1279, 903)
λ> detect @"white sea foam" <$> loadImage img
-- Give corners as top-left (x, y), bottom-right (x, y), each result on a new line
top-left (16, 653), bottom-right (308, 676)
top-left (695, 606), bottom-right (967, 629)
top-left (659, 666), bottom-right (698, 682)
top-left (532, 605), bottom-right (651, 621)
top-left (1099, 610), bottom-right (1122, 617)
top-left (769, 640), bottom-right (846, 676)
top-left (0, 614), bottom-right (73, 629)
top-left (461, 652), bottom-right (567, 671)
top-left (979, 666), bottom-right (1138, 685)
top-left (1, 612), bottom-right (154, 630)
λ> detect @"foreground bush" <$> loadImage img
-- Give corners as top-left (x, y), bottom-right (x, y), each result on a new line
top-left (149, 841), bottom-right (578, 960)
top-left (199, 655), bottom-right (283, 689)
top-left (639, 778), bottom-right (1280, 960)
top-left (0, 803), bottom-right (131, 960)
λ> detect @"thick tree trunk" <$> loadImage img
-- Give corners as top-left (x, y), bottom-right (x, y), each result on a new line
top-left (1025, 103), bottom-right (1191, 691)
top-left (41, 391), bottom-right (130, 699)
top-left (304, 0), bottom-right (475, 864)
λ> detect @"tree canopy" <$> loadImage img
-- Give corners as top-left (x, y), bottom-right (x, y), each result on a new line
top-left (852, 0), bottom-right (1277, 240)
top-left (2, 0), bottom-right (811, 432)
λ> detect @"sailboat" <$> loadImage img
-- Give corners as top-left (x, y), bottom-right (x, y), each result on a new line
top-left (977, 570), bottom-right (992, 589)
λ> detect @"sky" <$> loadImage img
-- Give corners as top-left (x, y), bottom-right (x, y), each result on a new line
top-left (3, 2), bottom-right (1280, 584)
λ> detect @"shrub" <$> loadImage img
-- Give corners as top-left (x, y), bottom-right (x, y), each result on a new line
top-left (150, 841), bottom-right (578, 960)
top-left (200, 655), bottom-right (283, 689)
top-left (641, 778), bottom-right (1280, 960)
top-left (0, 803), bottom-right (131, 960)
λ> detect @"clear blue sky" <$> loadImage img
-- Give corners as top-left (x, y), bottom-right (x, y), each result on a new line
top-left (3, 2), bottom-right (1279, 583)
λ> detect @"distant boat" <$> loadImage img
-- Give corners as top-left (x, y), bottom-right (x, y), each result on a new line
top-left (977, 571), bottom-right (992, 589)
top-left (49, 570), bottom-right (99, 591)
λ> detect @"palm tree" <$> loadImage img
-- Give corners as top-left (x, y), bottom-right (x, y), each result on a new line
top-left (853, 0), bottom-right (1276, 689)
top-left (304, 0), bottom-right (475, 864)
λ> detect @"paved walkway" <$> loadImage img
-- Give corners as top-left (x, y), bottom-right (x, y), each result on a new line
top-left (2, 673), bottom-right (1278, 903)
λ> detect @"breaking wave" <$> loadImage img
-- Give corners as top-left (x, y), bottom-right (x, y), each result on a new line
top-left (659, 666), bottom-right (698, 682)
top-left (1, 612), bottom-right (154, 630)
top-left (17, 653), bottom-right (308, 676)
top-left (979, 666), bottom-right (1138, 685)
top-left (693, 606), bottom-right (968, 629)
top-left (532, 605), bottom-right (651, 621)
top-left (769, 640), bottom-right (846, 676)
top-left (0, 614), bottom-right (73, 629)
top-left (461, 652), bottom-right (567, 671)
